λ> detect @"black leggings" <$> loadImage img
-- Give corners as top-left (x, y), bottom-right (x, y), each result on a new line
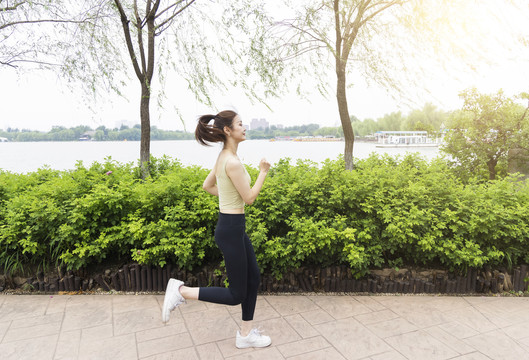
top-left (198, 213), bottom-right (261, 321)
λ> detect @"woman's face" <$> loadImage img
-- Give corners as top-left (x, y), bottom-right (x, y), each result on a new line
top-left (229, 115), bottom-right (246, 142)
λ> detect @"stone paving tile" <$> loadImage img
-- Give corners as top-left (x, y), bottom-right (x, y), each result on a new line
top-left (518, 337), bottom-right (529, 355)
top-left (0, 333), bottom-right (58, 360)
top-left (113, 306), bottom-right (163, 335)
top-left (449, 352), bottom-right (493, 359)
top-left (183, 307), bottom-right (239, 345)
top-left (368, 350), bottom-right (408, 360)
top-left (64, 295), bottom-right (112, 309)
top-left (136, 322), bottom-right (187, 343)
top-left (217, 337), bottom-right (254, 358)
top-left (2, 320), bottom-right (62, 343)
top-left (445, 306), bottom-right (499, 334)
top-left (385, 330), bottom-right (460, 360)
top-left (258, 316), bottom-right (302, 347)
top-left (228, 346), bottom-right (285, 360)
top-left (287, 347), bottom-right (347, 360)
top-left (196, 342), bottom-right (225, 360)
top-left (276, 335), bottom-right (331, 358)
top-left (422, 325), bottom-right (477, 355)
top-left (54, 329), bottom-right (81, 360)
top-left (396, 308), bottom-right (454, 329)
top-left (519, 336), bottom-right (529, 347)
top-left (62, 308), bottom-right (112, 331)
top-left (307, 295), bottom-right (371, 319)
top-left (10, 312), bottom-right (60, 329)
top-left (425, 296), bottom-right (470, 313)
top-left (178, 299), bottom-right (209, 314)
top-left (354, 296), bottom-right (388, 312)
top-left (469, 298), bottom-right (529, 328)
top-left (500, 321), bottom-right (529, 340)
top-left (462, 329), bottom-right (529, 360)
top-left (299, 308), bottom-right (335, 325)
top-left (142, 346), bottom-right (200, 360)
top-left (61, 300), bottom-right (113, 332)
top-left (315, 317), bottom-right (391, 360)
top-left (46, 295), bottom-right (69, 315)
top-left (112, 294), bottom-right (160, 314)
top-left (81, 323), bottom-right (113, 341)
top-left (2, 294), bottom-right (529, 360)
top-left (264, 295), bottom-right (320, 316)
top-left (375, 297), bottom-right (455, 329)
top-left (354, 309), bottom-right (400, 326)
top-left (0, 295), bottom-right (49, 322)
top-left (137, 332), bottom-right (194, 358)
top-left (283, 313), bottom-right (320, 338)
top-left (365, 317), bottom-right (418, 339)
top-left (0, 320), bottom-right (11, 342)
top-left (462, 296), bottom-right (502, 306)
top-left (78, 333), bottom-right (137, 360)
top-left (437, 321), bottom-right (480, 339)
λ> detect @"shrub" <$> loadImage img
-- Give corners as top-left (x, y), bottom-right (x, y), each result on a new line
top-left (1, 154), bottom-right (528, 278)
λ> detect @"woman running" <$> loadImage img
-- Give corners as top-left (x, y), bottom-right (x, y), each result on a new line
top-left (162, 110), bottom-right (272, 349)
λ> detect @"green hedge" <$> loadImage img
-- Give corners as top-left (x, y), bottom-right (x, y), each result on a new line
top-left (1, 154), bottom-right (528, 279)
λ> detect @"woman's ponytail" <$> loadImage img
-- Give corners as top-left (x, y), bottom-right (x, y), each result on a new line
top-left (195, 110), bottom-right (238, 146)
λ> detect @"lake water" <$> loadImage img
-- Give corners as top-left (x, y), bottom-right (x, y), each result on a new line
top-left (0, 140), bottom-right (441, 173)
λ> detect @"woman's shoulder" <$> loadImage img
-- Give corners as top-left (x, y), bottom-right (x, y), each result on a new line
top-left (224, 155), bottom-right (244, 175)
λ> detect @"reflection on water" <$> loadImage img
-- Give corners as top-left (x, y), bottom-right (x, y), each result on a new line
top-left (0, 140), bottom-right (442, 173)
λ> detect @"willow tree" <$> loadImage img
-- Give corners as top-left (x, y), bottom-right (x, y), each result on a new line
top-left (0, 0), bottom-right (90, 68)
top-left (60, 1), bottom-right (270, 178)
top-left (265, 0), bottom-right (524, 170)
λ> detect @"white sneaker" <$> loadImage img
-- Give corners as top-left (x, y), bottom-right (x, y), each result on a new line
top-left (236, 328), bottom-right (272, 349)
top-left (162, 278), bottom-right (185, 323)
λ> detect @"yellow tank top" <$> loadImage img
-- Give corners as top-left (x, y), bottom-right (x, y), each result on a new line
top-left (216, 156), bottom-right (251, 211)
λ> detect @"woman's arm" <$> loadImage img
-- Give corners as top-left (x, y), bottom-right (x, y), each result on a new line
top-left (226, 158), bottom-right (270, 205)
top-left (202, 168), bottom-right (218, 196)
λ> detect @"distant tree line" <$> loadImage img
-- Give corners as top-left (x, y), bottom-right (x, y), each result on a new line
top-left (247, 103), bottom-right (449, 139)
top-left (247, 123), bottom-right (344, 139)
top-left (0, 125), bottom-right (193, 142)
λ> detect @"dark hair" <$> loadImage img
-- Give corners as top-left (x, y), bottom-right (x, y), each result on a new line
top-left (195, 110), bottom-right (238, 146)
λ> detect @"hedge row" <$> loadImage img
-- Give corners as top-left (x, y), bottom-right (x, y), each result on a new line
top-left (1, 154), bottom-right (528, 279)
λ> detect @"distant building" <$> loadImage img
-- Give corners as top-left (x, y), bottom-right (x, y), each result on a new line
top-left (0, 137), bottom-right (8, 142)
top-left (79, 131), bottom-right (96, 141)
top-left (250, 118), bottom-right (269, 130)
top-left (114, 120), bottom-right (137, 129)
top-left (275, 124), bottom-right (284, 129)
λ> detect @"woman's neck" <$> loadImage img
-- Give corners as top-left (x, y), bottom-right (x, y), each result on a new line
top-left (223, 140), bottom-right (238, 155)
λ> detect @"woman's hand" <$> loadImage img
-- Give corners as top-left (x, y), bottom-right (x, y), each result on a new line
top-left (259, 158), bottom-right (271, 174)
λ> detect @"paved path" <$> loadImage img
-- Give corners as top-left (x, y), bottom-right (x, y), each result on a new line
top-left (0, 293), bottom-right (528, 359)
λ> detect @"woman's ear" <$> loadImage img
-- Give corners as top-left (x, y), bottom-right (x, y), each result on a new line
top-left (223, 126), bottom-right (231, 137)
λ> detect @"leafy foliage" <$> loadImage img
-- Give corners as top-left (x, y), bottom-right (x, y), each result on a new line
top-left (1, 155), bottom-right (528, 278)
top-left (441, 89), bottom-right (529, 181)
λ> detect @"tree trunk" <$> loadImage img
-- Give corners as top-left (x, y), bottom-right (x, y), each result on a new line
top-left (140, 81), bottom-right (151, 179)
top-left (487, 158), bottom-right (497, 180)
top-left (336, 66), bottom-right (355, 170)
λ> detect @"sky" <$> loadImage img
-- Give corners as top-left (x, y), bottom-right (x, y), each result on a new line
top-left (1, 1), bottom-right (529, 133)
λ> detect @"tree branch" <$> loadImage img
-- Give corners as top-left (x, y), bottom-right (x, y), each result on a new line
top-left (0, 1), bottom-right (25, 12)
top-left (275, 44), bottom-right (327, 62)
top-left (361, 0), bottom-right (402, 27)
top-left (114, 0), bottom-right (144, 81)
top-left (0, 18), bottom-right (90, 31)
top-left (155, 0), bottom-right (195, 35)
top-left (134, 0), bottom-right (147, 75)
